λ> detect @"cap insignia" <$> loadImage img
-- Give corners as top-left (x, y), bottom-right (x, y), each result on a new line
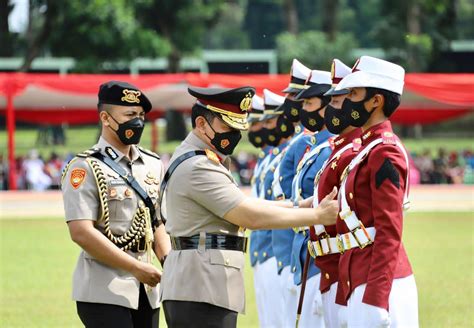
top-left (121, 89), bottom-right (141, 104)
top-left (240, 92), bottom-right (253, 112)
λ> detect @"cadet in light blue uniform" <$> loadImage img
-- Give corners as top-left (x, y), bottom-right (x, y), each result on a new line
top-left (247, 94), bottom-right (272, 327)
top-left (270, 59), bottom-right (316, 324)
top-left (256, 88), bottom-right (291, 327)
top-left (288, 70), bottom-right (335, 328)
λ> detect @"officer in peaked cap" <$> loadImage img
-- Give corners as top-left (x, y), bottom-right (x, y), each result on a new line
top-left (160, 85), bottom-right (340, 328)
top-left (334, 56), bottom-right (419, 327)
top-left (306, 58), bottom-right (361, 328)
top-left (62, 80), bottom-right (171, 328)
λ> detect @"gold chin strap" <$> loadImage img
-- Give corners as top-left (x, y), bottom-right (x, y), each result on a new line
top-left (86, 157), bottom-right (149, 252)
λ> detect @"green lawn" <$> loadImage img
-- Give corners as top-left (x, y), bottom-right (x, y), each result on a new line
top-left (0, 125), bottom-right (472, 158)
top-left (0, 212), bottom-right (473, 327)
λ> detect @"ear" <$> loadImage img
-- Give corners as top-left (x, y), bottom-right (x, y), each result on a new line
top-left (372, 93), bottom-right (385, 110)
top-left (99, 111), bottom-right (109, 126)
top-left (195, 116), bottom-right (207, 132)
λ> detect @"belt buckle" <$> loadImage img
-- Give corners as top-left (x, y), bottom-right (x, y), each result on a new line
top-left (336, 234), bottom-right (344, 254)
top-left (307, 240), bottom-right (316, 258)
top-left (351, 222), bottom-right (372, 249)
top-left (318, 232), bottom-right (332, 255)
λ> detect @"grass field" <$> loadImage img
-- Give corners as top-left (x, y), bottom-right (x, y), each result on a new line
top-left (1, 125), bottom-right (473, 158)
top-left (1, 212), bottom-right (473, 327)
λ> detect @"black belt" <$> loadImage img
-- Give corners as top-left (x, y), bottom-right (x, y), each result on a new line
top-left (171, 234), bottom-right (248, 253)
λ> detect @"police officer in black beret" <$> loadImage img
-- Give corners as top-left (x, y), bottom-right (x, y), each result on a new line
top-left (62, 81), bottom-right (171, 328)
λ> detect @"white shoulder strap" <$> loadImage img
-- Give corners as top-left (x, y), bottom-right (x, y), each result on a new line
top-left (291, 140), bottom-right (330, 202)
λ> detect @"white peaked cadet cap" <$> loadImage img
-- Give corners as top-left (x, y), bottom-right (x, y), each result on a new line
top-left (335, 56), bottom-right (405, 95)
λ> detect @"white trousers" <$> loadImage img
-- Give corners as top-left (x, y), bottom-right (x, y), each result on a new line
top-left (321, 282), bottom-right (346, 328)
top-left (253, 262), bottom-right (266, 327)
top-left (284, 273), bottom-right (326, 328)
top-left (346, 275), bottom-right (419, 328)
top-left (258, 257), bottom-right (285, 328)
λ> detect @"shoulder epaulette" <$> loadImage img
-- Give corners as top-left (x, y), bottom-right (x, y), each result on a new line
top-left (382, 132), bottom-right (397, 145)
top-left (76, 147), bottom-right (101, 158)
top-left (138, 146), bottom-right (161, 160)
top-left (204, 149), bottom-right (220, 164)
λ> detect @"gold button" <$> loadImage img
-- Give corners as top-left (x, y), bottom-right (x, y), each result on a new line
top-left (263, 252), bottom-right (267, 257)
top-left (138, 256), bottom-right (142, 261)
top-left (347, 280), bottom-right (350, 287)
top-left (225, 258), bottom-right (230, 266)
top-left (279, 176), bottom-right (283, 181)
top-left (278, 261), bottom-right (282, 267)
top-left (292, 266), bottom-right (296, 273)
top-left (267, 189), bottom-right (272, 195)
top-left (349, 192), bottom-right (354, 199)
top-left (253, 251), bottom-right (258, 257)
top-left (325, 273), bottom-right (330, 280)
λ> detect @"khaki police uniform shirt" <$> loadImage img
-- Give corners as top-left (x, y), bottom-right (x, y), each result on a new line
top-left (160, 132), bottom-right (247, 313)
top-left (61, 137), bottom-right (163, 310)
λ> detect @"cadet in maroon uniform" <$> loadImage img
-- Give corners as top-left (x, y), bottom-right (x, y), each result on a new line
top-left (308, 59), bottom-right (362, 328)
top-left (333, 56), bottom-right (418, 327)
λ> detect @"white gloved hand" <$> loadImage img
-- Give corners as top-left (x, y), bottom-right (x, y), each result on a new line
top-left (359, 302), bottom-right (391, 327)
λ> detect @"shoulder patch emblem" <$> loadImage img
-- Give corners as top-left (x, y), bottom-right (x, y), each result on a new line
top-left (205, 149), bottom-right (220, 164)
top-left (375, 158), bottom-right (400, 189)
top-left (382, 132), bottom-right (397, 145)
top-left (70, 168), bottom-right (86, 189)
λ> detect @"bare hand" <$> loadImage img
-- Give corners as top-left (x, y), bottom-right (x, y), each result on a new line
top-left (131, 261), bottom-right (162, 287)
top-left (314, 187), bottom-right (339, 226)
top-left (298, 196), bottom-right (314, 208)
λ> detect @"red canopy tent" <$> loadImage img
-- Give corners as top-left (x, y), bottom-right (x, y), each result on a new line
top-left (1, 72), bottom-right (473, 189)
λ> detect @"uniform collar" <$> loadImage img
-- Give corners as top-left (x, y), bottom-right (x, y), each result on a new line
top-left (187, 131), bottom-right (228, 161)
top-left (333, 127), bottom-right (362, 149)
top-left (361, 120), bottom-right (393, 145)
top-left (96, 137), bottom-right (143, 163)
top-left (314, 129), bottom-right (334, 145)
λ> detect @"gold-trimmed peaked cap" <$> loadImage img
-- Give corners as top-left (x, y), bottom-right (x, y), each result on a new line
top-left (188, 85), bottom-right (256, 130)
top-left (98, 80), bottom-right (152, 113)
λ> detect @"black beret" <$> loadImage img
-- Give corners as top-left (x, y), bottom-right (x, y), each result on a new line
top-left (98, 80), bottom-right (152, 113)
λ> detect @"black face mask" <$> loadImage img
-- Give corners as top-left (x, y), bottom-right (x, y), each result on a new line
top-left (204, 117), bottom-right (242, 155)
top-left (108, 114), bottom-right (145, 145)
top-left (343, 91), bottom-right (376, 128)
top-left (276, 115), bottom-right (295, 138)
top-left (324, 104), bottom-right (351, 134)
top-left (300, 108), bottom-right (325, 132)
top-left (248, 129), bottom-right (265, 149)
top-left (281, 98), bottom-right (302, 122)
top-left (262, 127), bottom-right (282, 147)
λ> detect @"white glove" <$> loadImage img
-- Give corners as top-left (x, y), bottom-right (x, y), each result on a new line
top-left (359, 302), bottom-right (390, 327)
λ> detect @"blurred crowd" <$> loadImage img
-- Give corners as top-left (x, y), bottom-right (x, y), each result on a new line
top-left (1, 147), bottom-right (473, 191)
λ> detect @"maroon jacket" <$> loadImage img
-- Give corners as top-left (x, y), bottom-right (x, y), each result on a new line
top-left (310, 127), bottom-right (361, 293)
top-left (335, 120), bottom-right (413, 310)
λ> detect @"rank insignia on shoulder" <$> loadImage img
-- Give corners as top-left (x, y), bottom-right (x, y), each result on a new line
top-left (205, 149), bottom-right (220, 164)
top-left (70, 168), bottom-right (86, 189)
top-left (138, 146), bottom-right (161, 160)
top-left (382, 132), bottom-right (397, 145)
top-left (352, 138), bottom-right (362, 151)
top-left (76, 147), bottom-right (100, 158)
top-left (105, 147), bottom-right (119, 160)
